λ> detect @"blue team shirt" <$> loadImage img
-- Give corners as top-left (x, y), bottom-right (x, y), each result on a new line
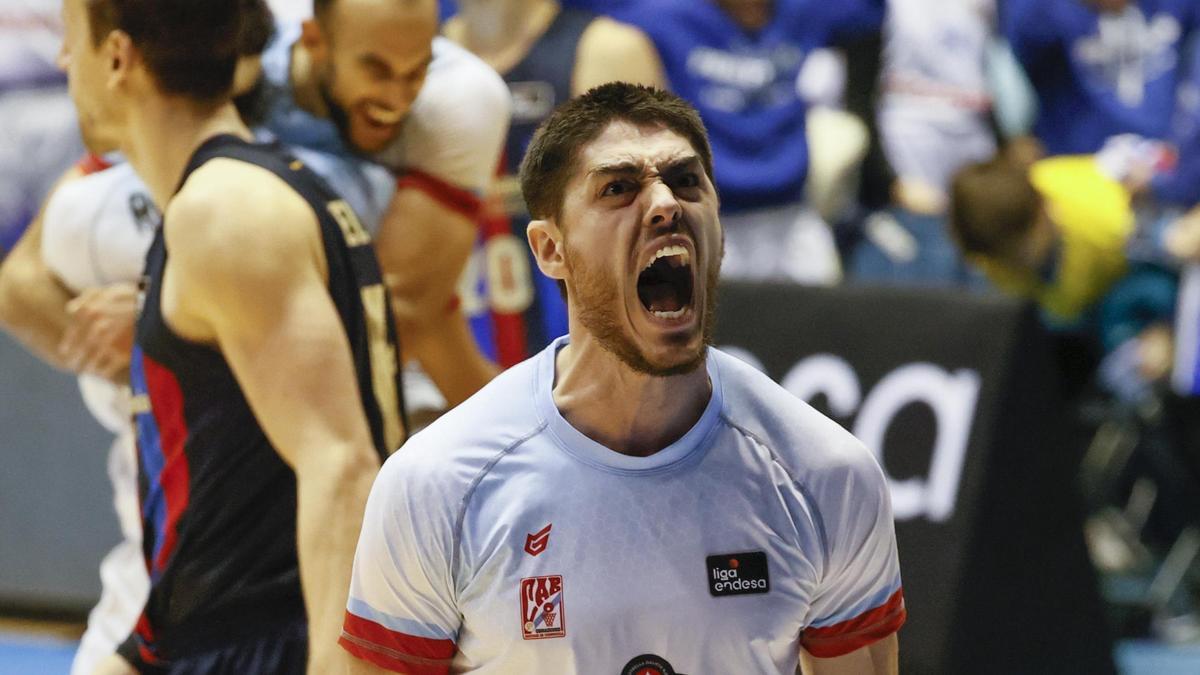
top-left (1004, 0), bottom-right (1200, 156)
top-left (621, 0), bottom-right (882, 213)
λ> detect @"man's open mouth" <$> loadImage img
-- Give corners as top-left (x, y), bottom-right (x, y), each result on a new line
top-left (363, 102), bottom-right (403, 126)
top-left (637, 245), bottom-right (694, 319)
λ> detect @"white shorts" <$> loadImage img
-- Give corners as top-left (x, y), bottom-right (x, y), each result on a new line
top-left (70, 431), bottom-right (148, 675)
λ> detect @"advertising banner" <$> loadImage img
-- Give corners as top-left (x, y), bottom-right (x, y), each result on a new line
top-left (716, 282), bottom-right (1114, 674)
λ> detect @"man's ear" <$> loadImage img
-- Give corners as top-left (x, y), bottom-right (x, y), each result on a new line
top-left (527, 218), bottom-right (567, 282)
top-left (300, 19), bottom-right (329, 64)
top-left (104, 30), bottom-right (135, 90)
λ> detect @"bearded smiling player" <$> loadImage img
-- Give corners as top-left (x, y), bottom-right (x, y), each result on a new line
top-left (339, 83), bottom-right (905, 675)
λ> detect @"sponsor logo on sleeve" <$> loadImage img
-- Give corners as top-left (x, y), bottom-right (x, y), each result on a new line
top-left (706, 551), bottom-right (770, 597)
top-left (520, 575), bottom-right (566, 639)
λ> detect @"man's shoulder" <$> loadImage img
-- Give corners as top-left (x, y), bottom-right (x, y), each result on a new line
top-left (382, 356), bottom-right (546, 491)
top-left (166, 156), bottom-right (314, 260)
top-left (712, 348), bottom-right (880, 484)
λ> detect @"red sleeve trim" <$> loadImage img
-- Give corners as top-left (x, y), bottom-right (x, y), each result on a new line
top-left (339, 610), bottom-right (456, 674)
top-left (76, 153), bottom-right (113, 175)
top-left (801, 587), bottom-right (907, 658)
top-left (395, 169), bottom-right (483, 220)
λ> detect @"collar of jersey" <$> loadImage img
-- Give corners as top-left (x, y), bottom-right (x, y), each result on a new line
top-left (536, 336), bottom-right (724, 473)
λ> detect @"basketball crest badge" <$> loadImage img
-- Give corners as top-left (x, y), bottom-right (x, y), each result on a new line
top-left (520, 574), bottom-right (566, 639)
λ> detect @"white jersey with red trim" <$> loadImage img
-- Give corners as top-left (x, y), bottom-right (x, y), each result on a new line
top-left (41, 159), bottom-right (158, 433)
top-left (342, 337), bottom-right (906, 674)
top-left (38, 158), bottom-right (156, 675)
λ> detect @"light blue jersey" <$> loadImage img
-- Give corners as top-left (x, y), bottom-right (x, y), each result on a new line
top-left (342, 338), bottom-right (905, 673)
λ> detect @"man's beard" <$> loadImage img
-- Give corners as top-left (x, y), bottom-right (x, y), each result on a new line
top-left (316, 72), bottom-right (363, 157)
top-left (564, 243), bottom-right (719, 377)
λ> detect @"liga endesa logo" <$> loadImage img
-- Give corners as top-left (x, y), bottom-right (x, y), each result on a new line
top-left (706, 551), bottom-right (770, 597)
top-left (519, 575), bottom-right (565, 640)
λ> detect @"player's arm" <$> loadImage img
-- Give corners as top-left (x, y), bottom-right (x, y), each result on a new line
top-left (375, 185), bottom-right (496, 406)
top-left (572, 17), bottom-right (667, 94)
top-left (374, 55), bottom-right (510, 405)
top-left (338, 442), bottom-right (460, 674)
top-left (0, 166), bottom-right (82, 369)
top-left (164, 163), bottom-right (385, 675)
top-left (800, 633), bottom-right (898, 675)
top-left (798, 439), bottom-right (906, 675)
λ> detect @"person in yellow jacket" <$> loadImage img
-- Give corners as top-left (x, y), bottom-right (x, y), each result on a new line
top-left (949, 154), bottom-right (1133, 325)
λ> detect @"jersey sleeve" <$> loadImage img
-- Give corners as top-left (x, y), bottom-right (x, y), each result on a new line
top-left (340, 450), bottom-right (461, 674)
top-left (376, 39), bottom-right (511, 203)
top-left (800, 445), bottom-right (906, 659)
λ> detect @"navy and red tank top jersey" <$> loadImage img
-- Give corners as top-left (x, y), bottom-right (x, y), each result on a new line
top-left (126, 135), bottom-right (404, 664)
top-left (466, 8), bottom-right (595, 367)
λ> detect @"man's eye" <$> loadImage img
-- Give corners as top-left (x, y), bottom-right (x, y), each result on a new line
top-left (601, 180), bottom-right (636, 197)
top-left (672, 173), bottom-right (701, 189)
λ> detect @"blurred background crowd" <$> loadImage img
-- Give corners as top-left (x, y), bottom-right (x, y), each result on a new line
top-left (3, 0), bottom-right (1200, 670)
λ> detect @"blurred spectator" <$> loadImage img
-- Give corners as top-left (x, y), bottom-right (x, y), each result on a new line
top-left (444, 0), bottom-right (664, 365)
top-left (848, 0), bottom-right (1004, 287)
top-left (1003, 0), bottom-right (1200, 156)
top-left (0, 0), bottom-right (85, 257)
top-left (951, 155), bottom-right (1178, 403)
top-left (952, 156), bottom-right (1134, 325)
top-left (620, 0), bottom-right (884, 284)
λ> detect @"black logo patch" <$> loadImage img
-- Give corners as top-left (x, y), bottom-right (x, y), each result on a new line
top-left (621, 654), bottom-right (686, 675)
top-left (706, 551), bottom-right (770, 597)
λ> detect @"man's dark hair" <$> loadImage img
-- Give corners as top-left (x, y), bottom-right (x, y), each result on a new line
top-left (519, 82), bottom-right (716, 221)
top-left (238, 0), bottom-right (273, 57)
top-left (86, 0), bottom-right (243, 101)
top-left (949, 157), bottom-right (1042, 256)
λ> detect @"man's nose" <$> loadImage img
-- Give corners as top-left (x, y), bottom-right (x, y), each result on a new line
top-left (643, 180), bottom-right (682, 232)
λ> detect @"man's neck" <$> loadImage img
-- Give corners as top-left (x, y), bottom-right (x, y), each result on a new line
top-left (446, 0), bottom-right (559, 75)
top-left (552, 333), bottom-right (712, 458)
top-left (122, 98), bottom-right (251, 208)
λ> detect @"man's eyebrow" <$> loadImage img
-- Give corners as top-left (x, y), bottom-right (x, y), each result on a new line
top-left (587, 154), bottom-right (701, 178)
top-left (587, 161), bottom-right (642, 178)
top-left (660, 155), bottom-right (703, 175)
top-left (358, 53), bottom-right (393, 77)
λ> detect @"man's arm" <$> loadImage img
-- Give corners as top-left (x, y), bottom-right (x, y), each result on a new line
top-left (573, 17), bottom-right (667, 94)
top-left (800, 633), bottom-right (899, 675)
top-left (0, 166), bottom-right (82, 368)
top-left (374, 185), bottom-right (497, 406)
top-left (163, 161), bottom-right (386, 674)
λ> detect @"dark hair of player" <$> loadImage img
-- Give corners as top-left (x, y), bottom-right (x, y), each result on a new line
top-left (85, 0), bottom-right (243, 101)
top-left (949, 157), bottom-right (1043, 256)
top-left (237, 0), bottom-right (273, 57)
top-left (519, 82), bottom-right (716, 222)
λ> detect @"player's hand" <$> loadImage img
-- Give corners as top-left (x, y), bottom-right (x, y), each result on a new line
top-left (90, 653), bottom-right (136, 675)
top-left (59, 282), bottom-right (139, 383)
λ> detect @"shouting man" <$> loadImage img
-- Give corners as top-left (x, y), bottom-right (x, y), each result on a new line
top-left (340, 83), bottom-right (905, 675)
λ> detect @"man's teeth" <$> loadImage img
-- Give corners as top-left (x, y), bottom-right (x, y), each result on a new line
top-left (645, 245), bottom-right (690, 270)
top-left (652, 307), bottom-right (689, 319)
top-left (364, 104), bottom-right (402, 125)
